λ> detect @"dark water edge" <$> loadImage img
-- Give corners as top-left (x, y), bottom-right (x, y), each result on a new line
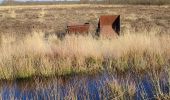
top-left (0, 70), bottom-right (169, 100)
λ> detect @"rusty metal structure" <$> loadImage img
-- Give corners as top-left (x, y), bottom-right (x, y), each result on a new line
top-left (66, 15), bottom-right (120, 38)
top-left (67, 23), bottom-right (90, 35)
top-left (97, 15), bottom-right (120, 38)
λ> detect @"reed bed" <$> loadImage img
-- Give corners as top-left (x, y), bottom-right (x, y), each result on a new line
top-left (0, 32), bottom-right (170, 80)
top-left (0, 68), bottom-right (170, 99)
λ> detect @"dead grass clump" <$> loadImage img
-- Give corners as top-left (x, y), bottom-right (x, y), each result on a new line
top-left (102, 80), bottom-right (136, 100)
top-left (0, 32), bottom-right (170, 79)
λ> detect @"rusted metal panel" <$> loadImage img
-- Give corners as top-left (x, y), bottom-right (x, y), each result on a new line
top-left (97, 15), bottom-right (120, 38)
top-left (67, 23), bottom-right (90, 35)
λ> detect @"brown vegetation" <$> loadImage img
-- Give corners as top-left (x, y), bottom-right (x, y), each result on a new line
top-left (0, 5), bottom-right (169, 37)
top-left (0, 5), bottom-right (169, 80)
top-left (0, 32), bottom-right (170, 79)
top-left (1, 0), bottom-right (170, 5)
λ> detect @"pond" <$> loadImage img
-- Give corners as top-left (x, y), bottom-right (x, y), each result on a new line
top-left (0, 71), bottom-right (169, 100)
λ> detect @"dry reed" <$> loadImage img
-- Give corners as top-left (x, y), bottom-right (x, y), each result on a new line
top-left (0, 32), bottom-right (170, 79)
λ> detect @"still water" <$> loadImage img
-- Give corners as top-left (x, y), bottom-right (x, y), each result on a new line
top-left (0, 71), bottom-right (169, 100)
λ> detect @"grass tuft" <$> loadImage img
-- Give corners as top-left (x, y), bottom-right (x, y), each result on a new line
top-left (0, 32), bottom-right (170, 79)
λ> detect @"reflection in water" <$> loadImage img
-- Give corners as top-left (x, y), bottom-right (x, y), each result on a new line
top-left (0, 71), bottom-right (169, 100)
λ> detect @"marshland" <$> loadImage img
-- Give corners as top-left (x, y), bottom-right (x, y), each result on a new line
top-left (0, 2), bottom-right (170, 100)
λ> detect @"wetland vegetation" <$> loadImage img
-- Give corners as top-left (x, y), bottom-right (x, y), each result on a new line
top-left (0, 4), bottom-right (170, 99)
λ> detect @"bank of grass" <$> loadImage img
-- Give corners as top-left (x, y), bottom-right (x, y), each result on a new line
top-left (107, 0), bottom-right (170, 5)
top-left (0, 32), bottom-right (170, 80)
top-left (1, 0), bottom-right (170, 5)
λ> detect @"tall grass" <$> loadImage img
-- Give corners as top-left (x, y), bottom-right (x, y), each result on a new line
top-left (0, 32), bottom-right (170, 79)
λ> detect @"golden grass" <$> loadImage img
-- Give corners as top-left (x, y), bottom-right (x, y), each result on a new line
top-left (106, 80), bottom-right (136, 99)
top-left (0, 31), bottom-right (170, 79)
top-left (0, 4), bottom-right (169, 11)
top-left (0, 4), bottom-right (121, 10)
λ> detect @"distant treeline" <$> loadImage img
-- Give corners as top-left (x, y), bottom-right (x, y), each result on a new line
top-left (1, 0), bottom-right (170, 5)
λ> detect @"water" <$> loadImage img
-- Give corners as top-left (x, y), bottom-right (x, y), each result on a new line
top-left (0, 72), bottom-right (169, 100)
